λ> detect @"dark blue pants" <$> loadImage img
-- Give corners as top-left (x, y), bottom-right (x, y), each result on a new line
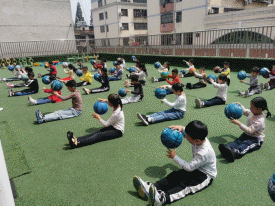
top-left (203, 96), bottom-right (225, 107)
top-left (157, 78), bottom-right (166, 82)
top-left (108, 76), bottom-right (121, 81)
top-left (13, 90), bottom-right (36, 96)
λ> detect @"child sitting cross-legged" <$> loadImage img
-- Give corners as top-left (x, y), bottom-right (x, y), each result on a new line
top-left (133, 120), bottom-right (217, 206)
top-left (122, 75), bottom-right (143, 105)
top-left (35, 80), bottom-right (82, 124)
top-left (76, 66), bottom-right (92, 87)
top-left (137, 83), bottom-right (186, 126)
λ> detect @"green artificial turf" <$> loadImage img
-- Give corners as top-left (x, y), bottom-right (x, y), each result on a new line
top-left (0, 61), bottom-right (274, 205)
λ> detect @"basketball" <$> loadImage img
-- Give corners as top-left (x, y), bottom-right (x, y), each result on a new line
top-left (154, 62), bottom-right (161, 69)
top-left (44, 63), bottom-right (50, 68)
top-left (76, 69), bottom-right (83, 77)
top-left (260, 67), bottom-right (269, 78)
top-left (8, 65), bottom-right (14, 71)
top-left (155, 88), bottom-right (167, 99)
top-left (161, 127), bottom-right (183, 149)
top-left (129, 67), bottom-right (136, 73)
top-left (180, 70), bottom-right (186, 75)
top-left (224, 103), bottom-right (243, 119)
top-left (118, 88), bottom-right (127, 97)
top-left (94, 101), bottom-right (108, 115)
top-left (113, 61), bottom-right (118, 66)
top-left (189, 68), bottom-right (196, 73)
top-left (21, 74), bottom-right (29, 82)
top-left (131, 56), bottom-right (136, 60)
top-left (237, 71), bottom-right (247, 80)
top-left (51, 80), bottom-right (63, 91)
top-left (214, 66), bottom-right (221, 73)
top-left (15, 65), bottom-right (21, 70)
top-left (161, 71), bottom-right (169, 79)
top-left (94, 73), bottom-right (102, 81)
top-left (109, 67), bottom-right (115, 73)
top-left (90, 60), bottom-right (95, 65)
top-left (268, 174), bottom-right (275, 202)
top-left (42, 76), bottom-right (51, 84)
top-left (207, 74), bottom-right (217, 84)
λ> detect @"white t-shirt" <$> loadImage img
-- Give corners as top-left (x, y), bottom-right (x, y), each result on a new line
top-left (158, 65), bottom-right (168, 73)
top-left (163, 94), bottom-right (186, 112)
top-left (212, 82), bottom-right (228, 102)
top-left (184, 62), bottom-right (194, 71)
top-left (99, 108), bottom-right (125, 133)
top-left (133, 71), bottom-right (146, 81)
top-left (173, 135), bottom-right (217, 179)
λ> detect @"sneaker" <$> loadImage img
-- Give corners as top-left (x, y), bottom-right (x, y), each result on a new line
top-left (149, 185), bottom-right (166, 206)
top-left (35, 109), bottom-right (43, 124)
top-left (137, 113), bottom-right (149, 126)
top-left (83, 87), bottom-right (90, 95)
top-left (28, 96), bottom-right (37, 105)
top-left (0, 108), bottom-right (3, 111)
top-left (37, 73), bottom-right (41, 78)
top-left (218, 144), bottom-right (235, 163)
top-left (126, 74), bottom-right (130, 78)
top-left (260, 83), bottom-right (265, 90)
top-left (151, 76), bottom-right (156, 83)
top-left (67, 131), bottom-right (75, 149)
top-left (8, 88), bottom-right (13, 97)
top-left (236, 90), bottom-right (241, 95)
top-left (195, 98), bottom-right (203, 108)
top-left (179, 73), bottom-right (183, 78)
top-left (265, 83), bottom-right (270, 90)
top-left (133, 176), bottom-right (151, 200)
top-left (244, 90), bottom-right (249, 97)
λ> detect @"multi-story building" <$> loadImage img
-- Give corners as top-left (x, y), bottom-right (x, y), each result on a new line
top-left (91, 0), bottom-right (147, 46)
top-left (74, 21), bottom-right (95, 53)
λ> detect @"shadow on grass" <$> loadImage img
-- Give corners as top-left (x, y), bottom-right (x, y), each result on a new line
top-left (144, 164), bottom-right (180, 179)
top-left (146, 112), bottom-right (155, 115)
top-left (63, 143), bottom-right (74, 150)
top-left (127, 191), bottom-right (147, 201)
top-left (208, 134), bottom-right (238, 144)
top-left (267, 115), bottom-right (275, 122)
top-left (135, 122), bottom-right (145, 127)
top-left (219, 159), bottom-right (231, 164)
top-left (85, 127), bottom-right (99, 133)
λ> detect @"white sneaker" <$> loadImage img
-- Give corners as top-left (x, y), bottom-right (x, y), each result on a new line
top-left (0, 108), bottom-right (3, 111)
top-left (237, 90), bottom-right (241, 95)
top-left (8, 88), bottom-right (13, 97)
top-left (265, 83), bottom-right (270, 90)
top-left (179, 73), bottom-right (183, 78)
top-left (28, 96), bottom-right (37, 105)
top-left (133, 176), bottom-right (151, 200)
top-left (244, 90), bottom-right (249, 97)
top-left (260, 83), bottom-right (265, 90)
top-left (83, 87), bottom-right (90, 95)
top-left (151, 76), bottom-right (156, 83)
top-left (137, 113), bottom-right (149, 126)
top-left (149, 185), bottom-right (166, 206)
top-left (195, 98), bottom-right (203, 108)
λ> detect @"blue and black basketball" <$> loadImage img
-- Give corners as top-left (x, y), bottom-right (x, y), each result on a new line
top-left (180, 70), bottom-right (186, 75)
top-left (109, 67), bottom-right (116, 73)
top-left (8, 65), bottom-right (15, 71)
top-left (76, 69), bottom-right (83, 77)
top-left (154, 62), bottom-right (161, 69)
top-left (155, 88), bottom-right (167, 99)
top-left (161, 127), bottom-right (183, 149)
top-left (113, 61), bottom-right (118, 66)
top-left (90, 59), bottom-right (95, 65)
top-left (94, 101), bottom-right (108, 115)
top-left (237, 71), bottom-right (247, 80)
top-left (94, 73), bottom-right (102, 81)
top-left (260, 67), bottom-right (269, 78)
top-left (51, 80), bottom-right (63, 91)
top-left (268, 174), bottom-right (275, 202)
top-left (42, 75), bottom-right (51, 85)
top-left (129, 67), bottom-right (136, 73)
top-left (118, 88), bottom-right (127, 97)
top-left (224, 103), bottom-right (243, 119)
top-left (207, 74), bottom-right (217, 84)
top-left (161, 71), bottom-right (169, 79)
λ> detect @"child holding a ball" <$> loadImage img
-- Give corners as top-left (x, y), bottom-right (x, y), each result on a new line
top-left (186, 67), bottom-right (207, 89)
top-left (195, 74), bottom-right (229, 108)
top-left (60, 64), bottom-right (75, 83)
top-left (151, 62), bottom-right (170, 83)
top-left (0, 66), bottom-right (23, 82)
top-left (133, 120), bottom-right (217, 205)
top-left (137, 83), bottom-right (186, 126)
top-left (122, 75), bottom-right (143, 105)
top-left (219, 97), bottom-right (271, 162)
top-left (218, 61), bottom-right (231, 78)
top-left (35, 80), bottom-right (82, 124)
top-left (158, 69), bottom-right (181, 95)
top-left (125, 63), bottom-right (147, 86)
top-left (67, 94), bottom-right (124, 148)
top-left (108, 61), bottom-right (123, 81)
top-left (6, 67), bottom-right (33, 88)
top-left (181, 59), bottom-right (195, 78)
top-left (260, 65), bottom-right (275, 91)
top-left (76, 67), bottom-right (92, 87)
top-left (237, 67), bottom-right (261, 97)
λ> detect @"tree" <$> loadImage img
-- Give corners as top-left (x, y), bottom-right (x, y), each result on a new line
top-left (75, 2), bottom-right (85, 27)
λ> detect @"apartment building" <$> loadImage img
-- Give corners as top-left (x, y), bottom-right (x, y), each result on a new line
top-left (92, 0), bottom-right (147, 46)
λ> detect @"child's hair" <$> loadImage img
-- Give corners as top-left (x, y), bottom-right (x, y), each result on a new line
top-left (130, 75), bottom-right (139, 82)
top-left (121, 55), bottom-right (124, 59)
top-left (49, 75), bottom-right (56, 82)
top-left (200, 67), bottom-right (205, 71)
top-left (82, 66), bottom-right (88, 71)
top-left (185, 120), bottom-right (208, 141)
top-left (251, 97), bottom-right (272, 118)
top-left (189, 59), bottom-right (194, 64)
top-left (101, 58), bottom-right (106, 63)
top-left (165, 62), bottom-right (170, 71)
top-left (117, 60), bottom-right (122, 65)
top-left (252, 66), bottom-right (260, 73)
top-left (139, 63), bottom-right (147, 72)
top-left (65, 80), bottom-right (77, 88)
top-left (101, 67), bottom-right (108, 77)
top-left (172, 68), bottom-right (178, 74)
top-left (28, 72), bottom-right (35, 78)
top-left (172, 82), bottom-right (184, 92)
top-left (68, 64), bottom-right (74, 69)
top-left (49, 61), bottom-right (53, 65)
top-left (108, 94), bottom-right (122, 110)
top-left (77, 59), bottom-right (81, 62)
top-left (25, 67), bottom-right (33, 73)
top-left (224, 61), bottom-right (230, 66)
top-left (218, 74), bottom-right (230, 86)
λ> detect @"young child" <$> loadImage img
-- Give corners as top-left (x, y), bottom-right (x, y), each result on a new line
top-left (38, 61), bottom-right (57, 78)
top-left (28, 75), bottom-right (62, 105)
top-left (260, 65), bottom-right (275, 91)
top-left (76, 59), bottom-right (83, 70)
top-left (118, 56), bottom-right (126, 70)
top-left (218, 62), bottom-right (230, 78)
top-left (125, 63), bottom-right (147, 86)
top-left (108, 61), bottom-right (123, 81)
top-left (92, 59), bottom-right (104, 72)
top-left (67, 94), bottom-right (124, 148)
top-left (122, 75), bottom-right (143, 105)
top-left (60, 65), bottom-right (75, 82)
top-left (237, 67), bottom-right (261, 97)
top-left (181, 59), bottom-right (195, 78)
top-left (133, 120), bottom-right (217, 205)
top-left (219, 97), bottom-right (271, 162)
top-left (151, 62), bottom-right (170, 83)
top-left (158, 69), bottom-right (181, 95)
top-left (137, 83), bottom-right (186, 126)
top-left (76, 67), bottom-right (92, 87)
top-left (6, 67), bottom-right (33, 88)
top-left (83, 67), bottom-right (110, 95)
top-left (35, 80), bottom-right (82, 124)
top-left (195, 74), bottom-right (229, 108)
top-left (186, 67), bottom-right (207, 89)
top-left (9, 72), bottom-right (39, 97)
top-left (0, 66), bottom-right (23, 82)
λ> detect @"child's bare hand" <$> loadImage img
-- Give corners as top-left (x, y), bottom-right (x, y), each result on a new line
top-left (209, 78), bottom-right (214, 83)
top-left (53, 91), bottom-right (59, 96)
top-left (125, 89), bottom-right (131, 93)
top-left (235, 102), bottom-right (242, 106)
top-left (42, 87), bottom-right (46, 90)
top-left (92, 113), bottom-right (101, 119)
top-left (230, 118), bottom-right (241, 125)
top-left (168, 125), bottom-right (184, 132)
top-left (97, 98), bottom-right (107, 102)
top-left (161, 100), bottom-right (164, 103)
top-left (240, 80), bottom-right (245, 83)
top-left (166, 149), bottom-right (176, 159)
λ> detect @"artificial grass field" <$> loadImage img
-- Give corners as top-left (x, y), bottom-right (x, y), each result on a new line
top-left (0, 60), bottom-right (274, 205)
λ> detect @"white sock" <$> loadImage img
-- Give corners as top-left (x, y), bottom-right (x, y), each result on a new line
top-left (147, 117), bottom-right (152, 122)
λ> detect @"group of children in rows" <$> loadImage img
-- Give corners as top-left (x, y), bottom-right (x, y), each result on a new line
top-left (0, 56), bottom-right (273, 205)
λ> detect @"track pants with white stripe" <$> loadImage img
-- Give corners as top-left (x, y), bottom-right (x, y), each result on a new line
top-left (154, 169), bottom-right (213, 203)
top-left (226, 133), bottom-right (263, 159)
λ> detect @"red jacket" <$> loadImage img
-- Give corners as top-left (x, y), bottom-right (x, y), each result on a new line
top-left (49, 65), bottom-right (57, 75)
top-left (44, 88), bottom-right (62, 103)
top-left (166, 75), bottom-right (180, 85)
top-left (94, 63), bottom-right (103, 69)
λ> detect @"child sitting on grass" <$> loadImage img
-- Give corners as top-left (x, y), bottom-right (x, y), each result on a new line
top-left (125, 63), bottom-right (147, 86)
top-left (158, 69), bottom-right (181, 95)
top-left (237, 67), bottom-right (261, 97)
top-left (60, 64), bottom-right (75, 83)
top-left (133, 120), bottom-right (216, 206)
top-left (0, 66), bottom-right (23, 82)
top-left (9, 72), bottom-right (39, 97)
top-left (151, 62), bottom-right (170, 83)
top-left (186, 67), bottom-right (207, 89)
top-left (108, 61), bottom-right (123, 81)
top-left (218, 61), bottom-right (231, 78)
top-left (76, 59), bottom-right (83, 70)
top-left (38, 61), bottom-right (57, 78)
top-left (67, 94), bottom-right (124, 148)
top-left (6, 67), bottom-right (33, 88)
top-left (219, 97), bottom-right (271, 162)
top-left (28, 75), bottom-right (62, 105)
top-left (76, 67), bottom-right (92, 87)
top-left (260, 65), bottom-right (275, 91)
top-left (181, 59), bottom-right (195, 78)
top-left (35, 80), bottom-right (82, 124)
top-left (137, 83), bottom-right (186, 126)
top-left (122, 75), bottom-right (143, 105)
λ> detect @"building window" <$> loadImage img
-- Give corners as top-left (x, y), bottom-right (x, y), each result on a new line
top-left (224, 8), bottom-right (244, 12)
top-left (133, 9), bottom-right (147, 18)
top-left (176, 11), bottom-right (182, 23)
top-left (106, 25), bottom-right (109, 32)
top-left (100, 25), bottom-right (105, 33)
top-left (133, 0), bottom-right (147, 3)
top-left (98, 0), bottom-right (103, 7)
top-left (99, 13), bottom-right (104, 20)
top-left (105, 11), bottom-right (108, 19)
top-left (104, 0), bottom-right (107, 5)
top-left (121, 0), bottom-right (128, 2)
top-left (121, 9), bottom-right (128, 16)
top-left (160, 0), bottom-right (174, 6)
top-left (209, 7), bottom-right (219, 14)
top-left (176, 0), bottom-right (182, 1)
top-left (122, 23), bottom-right (129, 30)
top-left (161, 12), bottom-right (173, 24)
top-left (134, 23), bottom-right (147, 30)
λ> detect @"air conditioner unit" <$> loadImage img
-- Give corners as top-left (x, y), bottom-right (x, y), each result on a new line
top-left (208, 9), bottom-right (214, 14)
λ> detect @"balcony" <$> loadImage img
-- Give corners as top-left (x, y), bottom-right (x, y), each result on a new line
top-left (160, 23), bottom-right (174, 33)
top-left (74, 30), bottom-right (94, 35)
top-left (160, 3), bottom-right (174, 13)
